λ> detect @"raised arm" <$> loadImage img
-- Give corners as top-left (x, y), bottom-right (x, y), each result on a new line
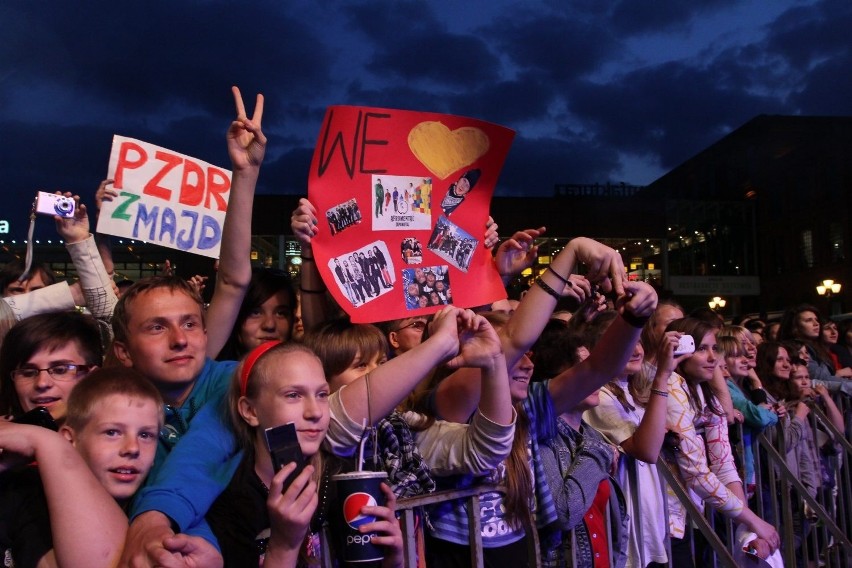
top-left (435, 237), bottom-right (624, 423)
top-left (289, 198), bottom-right (338, 331)
top-left (336, 306), bottom-right (472, 424)
top-left (547, 281), bottom-right (657, 415)
top-left (205, 86), bottom-right (265, 358)
top-left (93, 178), bottom-right (118, 279)
top-left (493, 226), bottom-right (545, 286)
top-left (813, 384), bottom-right (845, 432)
top-left (54, 193), bottom-right (118, 319)
top-left (0, 422), bottom-right (128, 568)
top-left (619, 331), bottom-right (682, 463)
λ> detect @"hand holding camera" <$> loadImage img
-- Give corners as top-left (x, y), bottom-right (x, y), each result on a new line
top-left (35, 191), bottom-right (76, 218)
top-left (42, 193), bottom-right (91, 245)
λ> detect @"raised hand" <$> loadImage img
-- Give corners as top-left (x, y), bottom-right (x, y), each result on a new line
top-left (494, 226), bottom-right (546, 280)
top-left (573, 283), bottom-right (607, 324)
top-left (657, 331), bottom-right (689, 377)
top-left (290, 198), bottom-right (319, 245)
top-left (227, 86), bottom-right (266, 172)
top-left (94, 179), bottom-right (117, 214)
top-left (615, 281), bottom-right (658, 320)
top-left (53, 193), bottom-right (90, 244)
top-left (186, 274), bottom-right (208, 297)
top-left (556, 272), bottom-right (592, 306)
top-left (483, 216), bottom-right (499, 249)
top-left (445, 313), bottom-right (504, 370)
top-left (568, 237), bottom-right (626, 296)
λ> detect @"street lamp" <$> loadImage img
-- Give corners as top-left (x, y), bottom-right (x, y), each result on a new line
top-left (708, 296), bottom-right (726, 311)
top-left (816, 279), bottom-right (841, 297)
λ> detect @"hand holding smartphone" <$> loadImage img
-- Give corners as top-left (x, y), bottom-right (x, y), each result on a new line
top-left (673, 335), bottom-right (695, 356)
top-left (264, 423), bottom-right (306, 493)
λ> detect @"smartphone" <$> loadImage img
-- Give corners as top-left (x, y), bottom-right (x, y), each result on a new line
top-left (264, 423), bottom-right (306, 492)
top-left (35, 191), bottom-right (75, 218)
top-left (673, 335), bottom-right (695, 356)
top-left (12, 406), bottom-right (58, 431)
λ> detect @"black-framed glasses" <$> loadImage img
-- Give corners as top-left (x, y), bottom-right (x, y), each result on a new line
top-left (11, 364), bottom-right (94, 382)
top-left (395, 320), bottom-right (427, 332)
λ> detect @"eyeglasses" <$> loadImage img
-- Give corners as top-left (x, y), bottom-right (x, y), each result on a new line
top-left (395, 320), bottom-right (427, 333)
top-left (11, 364), bottom-right (94, 382)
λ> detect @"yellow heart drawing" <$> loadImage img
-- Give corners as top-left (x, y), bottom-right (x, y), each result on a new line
top-left (408, 122), bottom-right (490, 180)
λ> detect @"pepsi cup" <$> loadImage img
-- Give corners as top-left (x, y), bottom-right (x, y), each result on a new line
top-left (333, 471), bottom-right (388, 563)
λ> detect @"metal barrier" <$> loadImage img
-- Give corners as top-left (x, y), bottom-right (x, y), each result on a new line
top-left (390, 484), bottom-right (540, 568)
top-left (328, 392), bottom-right (852, 567)
top-left (654, 457), bottom-right (739, 568)
top-left (750, 392), bottom-right (852, 568)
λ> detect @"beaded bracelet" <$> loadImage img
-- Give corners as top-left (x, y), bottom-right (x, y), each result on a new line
top-left (546, 267), bottom-right (573, 287)
top-left (535, 277), bottom-right (561, 301)
top-left (650, 388), bottom-right (669, 398)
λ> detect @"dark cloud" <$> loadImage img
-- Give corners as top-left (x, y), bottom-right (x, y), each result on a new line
top-left (344, 3), bottom-right (501, 86)
top-left (3, 0), bottom-right (851, 236)
top-left (488, 10), bottom-right (622, 82)
top-left (498, 134), bottom-right (621, 196)
top-left (568, 59), bottom-right (785, 170)
top-left (608, 0), bottom-right (740, 35)
top-left (1, 1), bottom-right (333, 118)
top-left (764, 0), bottom-right (852, 72)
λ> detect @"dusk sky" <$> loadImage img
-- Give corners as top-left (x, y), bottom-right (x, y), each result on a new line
top-left (2, 0), bottom-right (851, 238)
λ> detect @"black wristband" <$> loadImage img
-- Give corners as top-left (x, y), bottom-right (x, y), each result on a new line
top-left (546, 267), bottom-right (572, 287)
top-left (535, 277), bottom-right (561, 301)
top-left (620, 311), bottom-right (650, 328)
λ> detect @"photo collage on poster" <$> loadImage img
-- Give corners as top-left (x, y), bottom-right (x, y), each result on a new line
top-left (326, 198), bottom-right (362, 236)
top-left (308, 106), bottom-right (516, 321)
top-left (371, 175), bottom-right (433, 231)
top-left (326, 241), bottom-right (395, 308)
top-left (321, 172), bottom-right (479, 312)
top-left (427, 215), bottom-right (477, 272)
top-left (402, 266), bottom-right (452, 310)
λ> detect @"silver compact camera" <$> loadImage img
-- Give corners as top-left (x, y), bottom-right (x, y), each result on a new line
top-left (35, 191), bottom-right (75, 218)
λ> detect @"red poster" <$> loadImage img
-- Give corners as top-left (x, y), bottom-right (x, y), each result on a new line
top-left (308, 106), bottom-right (515, 323)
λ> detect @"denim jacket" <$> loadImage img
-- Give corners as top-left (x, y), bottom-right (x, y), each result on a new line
top-left (539, 417), bottom-right (628, 568)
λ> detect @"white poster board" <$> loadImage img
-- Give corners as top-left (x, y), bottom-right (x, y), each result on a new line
top-left (97, 135), bottom-right (232, 259)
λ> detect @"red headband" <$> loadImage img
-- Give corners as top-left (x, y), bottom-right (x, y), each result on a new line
top-left (239, 340), bottom-right (282, 396)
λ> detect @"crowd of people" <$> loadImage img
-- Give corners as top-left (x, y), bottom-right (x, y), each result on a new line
top-left (1, 87), bottom-right (850, 568)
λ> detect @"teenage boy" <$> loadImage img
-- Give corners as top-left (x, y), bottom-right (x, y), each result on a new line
top-left (109, 85), bottom-right (266, 467)
top-left (111, 276), bottom-right (237, 469)
top-left (0, 367), bottom-right (163, 568)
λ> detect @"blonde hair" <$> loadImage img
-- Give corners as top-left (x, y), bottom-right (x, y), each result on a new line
top-left (65, 367), bottom-right (164, 431)
top-left (229, 343), bottom-right (327, 485)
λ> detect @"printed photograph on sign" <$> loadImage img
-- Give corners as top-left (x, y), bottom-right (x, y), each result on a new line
top-left (325, 198), bottom-right (362, 236)
top-left (402, 266), bottom-right (452, 310)
top-left (327, 241), bottom-right (395, 307)
top-left (427, 216), bottom-right (478, 272)
top-left (371, 175), bottom-right (432, 231)
top-left (400, 237), bottom-right (423, 265)
top-left (439, 169), bottom-right (480, 216)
